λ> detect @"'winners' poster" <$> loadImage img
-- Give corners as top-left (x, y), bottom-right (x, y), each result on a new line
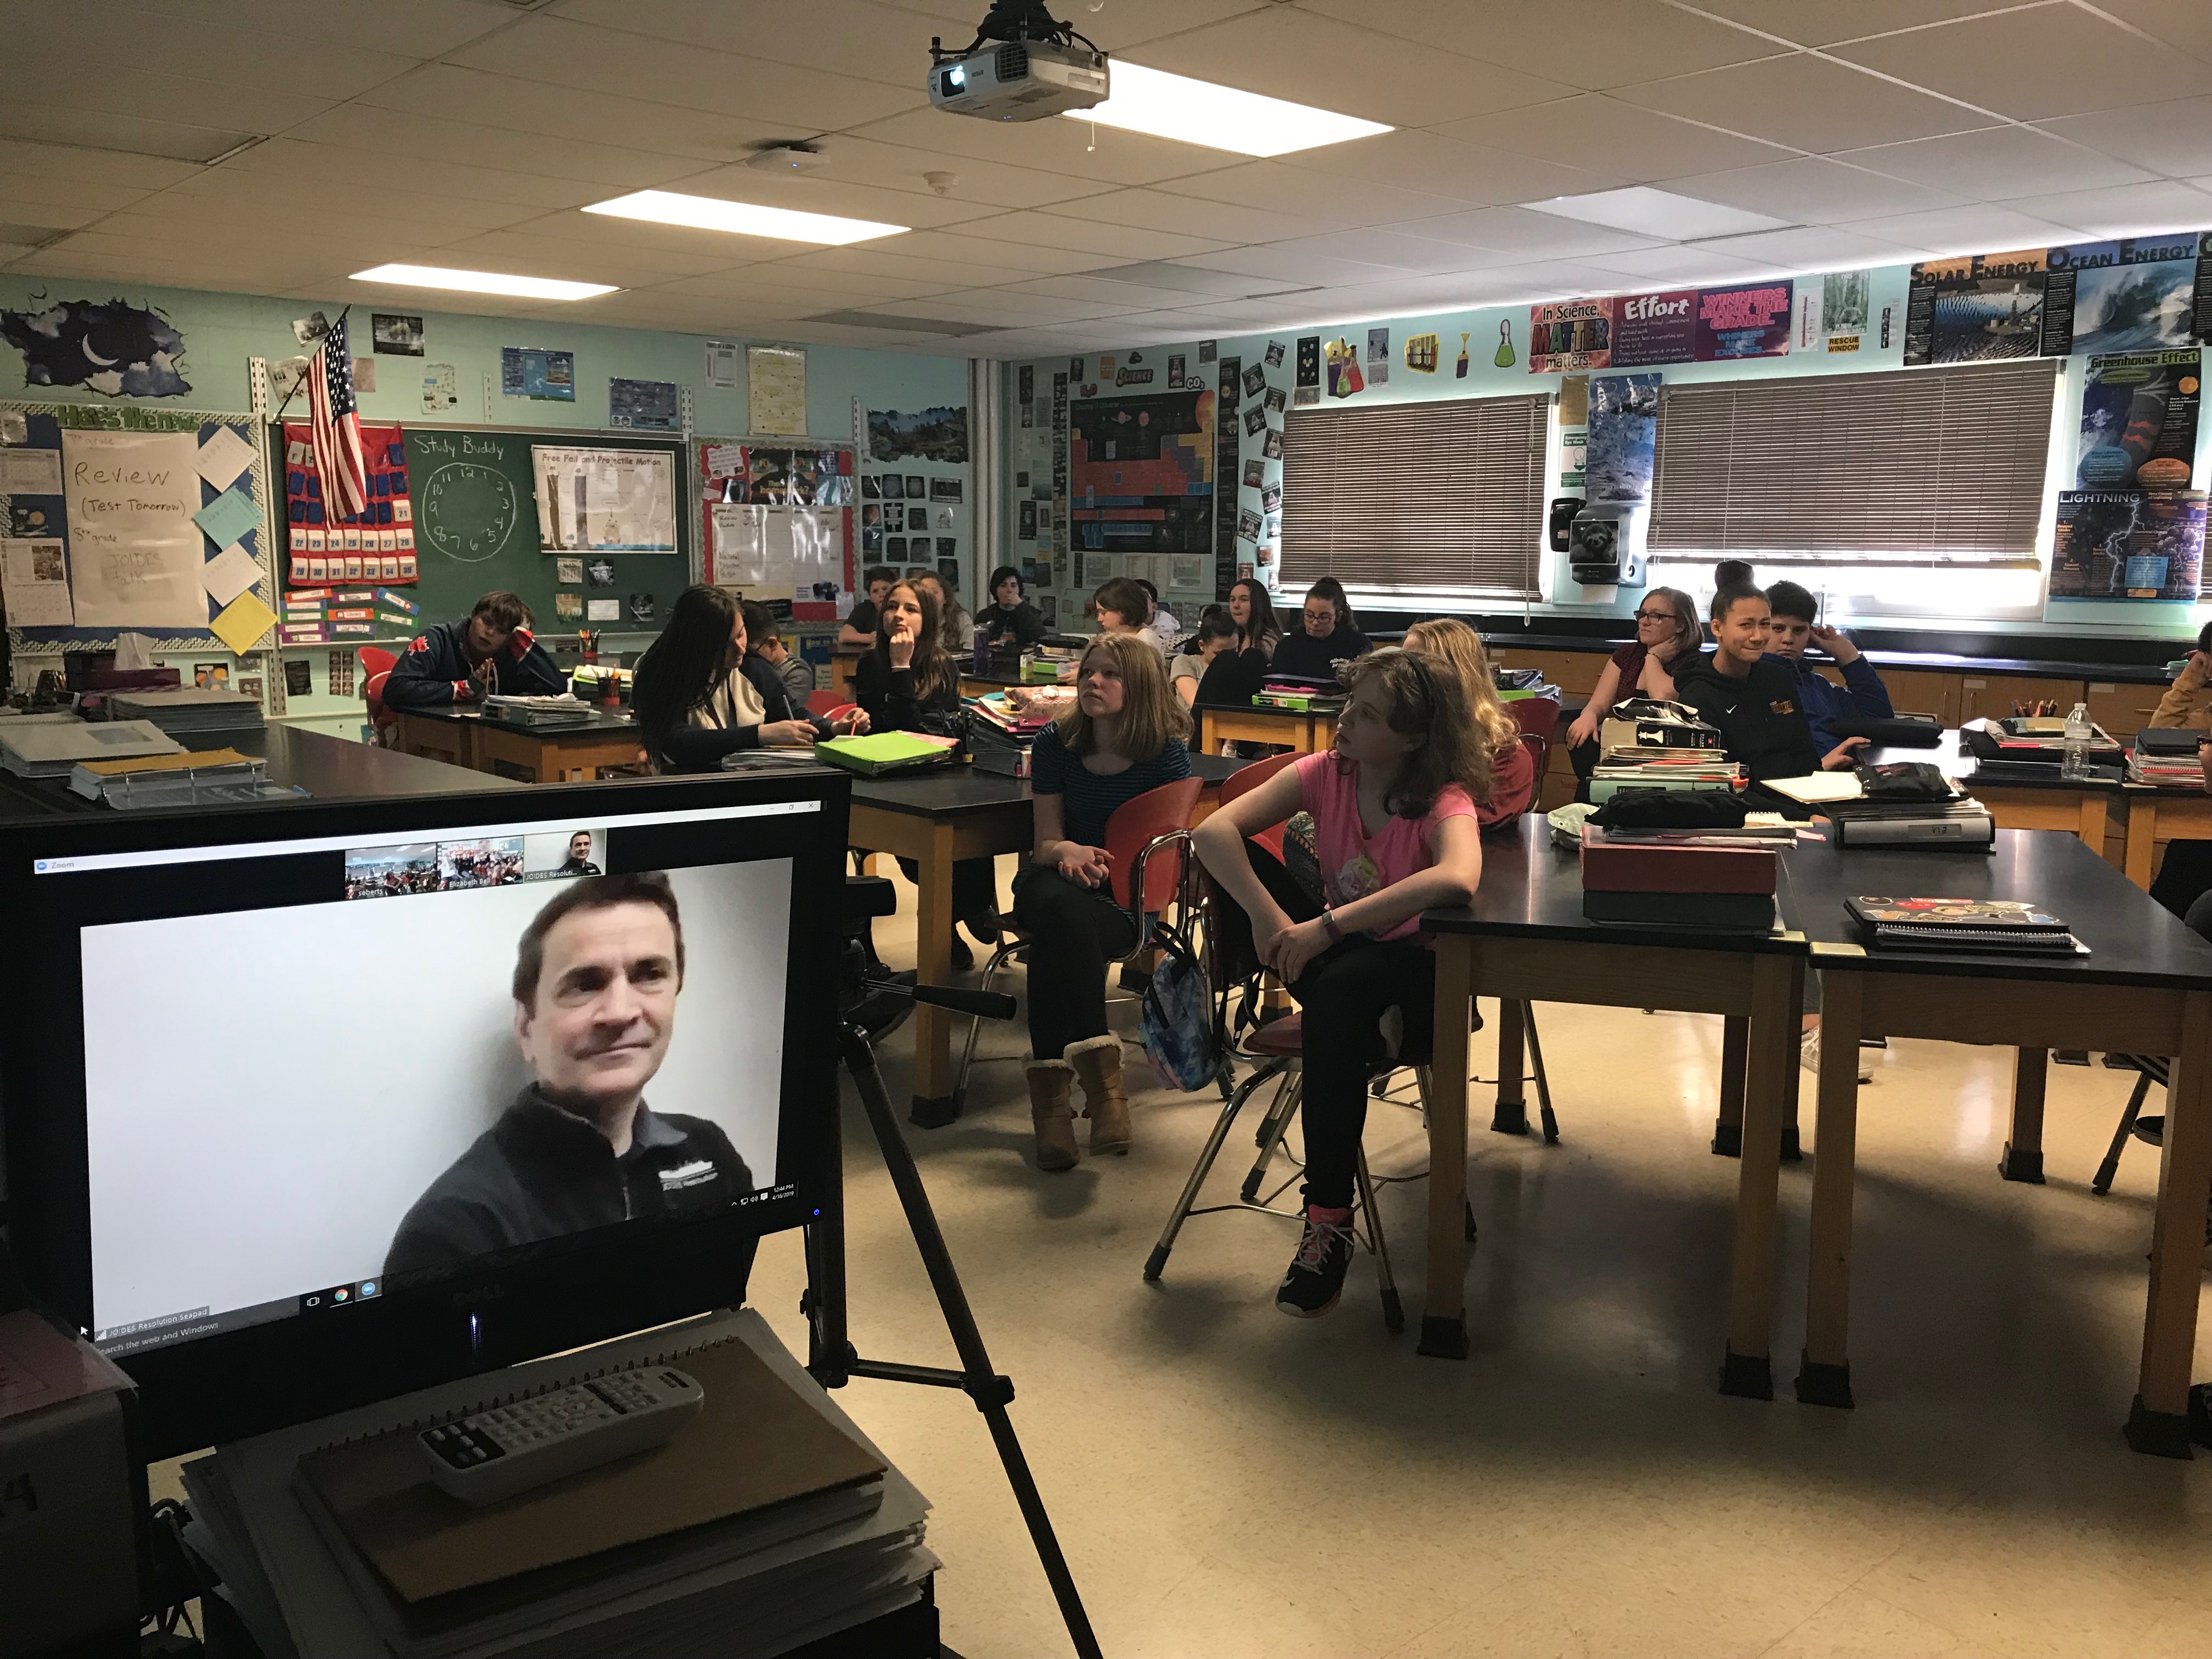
top-left (2050, 489), bottom-right (2205, 601)
top-left (2077, 351), bottom-right (2199, 490)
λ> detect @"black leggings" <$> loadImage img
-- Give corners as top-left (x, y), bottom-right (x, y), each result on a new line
top-left (1217, 847), bottom-right (1436, 1210)
top-left (895, 855), bottom-right (998, 923)
top-left (1011, 867), bottom-right (1141, 1059)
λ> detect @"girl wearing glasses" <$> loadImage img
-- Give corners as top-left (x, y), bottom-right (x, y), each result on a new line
top-left (1564, 588), bottom-right (1703, 800)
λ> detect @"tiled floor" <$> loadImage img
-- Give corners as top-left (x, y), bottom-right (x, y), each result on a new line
top-left (153, 882), bottom-right (2212, 1658)
top-left (734, 891), bottom-right (2211, 1658)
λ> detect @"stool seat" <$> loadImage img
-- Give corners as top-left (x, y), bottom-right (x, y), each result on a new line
top-left (1248, 1015), bottom-right (1304, 1056)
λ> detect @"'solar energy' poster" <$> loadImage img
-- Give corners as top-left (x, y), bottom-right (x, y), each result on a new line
top-left (1903, 249), bottom-right (2059, 365)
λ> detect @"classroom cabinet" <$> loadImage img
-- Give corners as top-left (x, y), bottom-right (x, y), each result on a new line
top-left (1955, 675), bottom-right (2092, 726)
top-left (1493, 647), bottom-right (1607, 695)
top-left (2084, 679), bottom-right (2169, 740)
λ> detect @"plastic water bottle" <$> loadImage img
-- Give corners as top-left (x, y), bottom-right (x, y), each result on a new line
top-left (2062, 701), bottom-right (2093, 779)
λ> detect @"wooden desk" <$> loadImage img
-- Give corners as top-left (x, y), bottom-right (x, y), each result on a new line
top-left (1782, 831), bottom-right (2212, 1456)
top-left (1867, 730), bottom-right (2117, 855)
top-left (1420, 819), bottom-right (1809, 1397)
top-left (849, 754), bottom-right (1250, 1127)
top-left (2121, 786), bottom-right (2212, 888)
top-left (393, 707), bottom-right (644, 783)
top-left (1195, 700), bottom-right (1321, 755)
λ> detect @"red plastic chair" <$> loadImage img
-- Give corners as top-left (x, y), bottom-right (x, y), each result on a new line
top-left (1507, 694), bottom-right (1559, 780)
top-left (807, 687), bottom-right (846, 716)
top-left (1214, 750), bottom-right (1298, 862)
top-left (953, 776), bottom-right (1204, 1110)
top-left (359, 647), bottom-right (399, 737)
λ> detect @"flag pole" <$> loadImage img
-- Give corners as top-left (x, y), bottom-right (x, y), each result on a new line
top-left (270, 303), bottom-right (352, 426)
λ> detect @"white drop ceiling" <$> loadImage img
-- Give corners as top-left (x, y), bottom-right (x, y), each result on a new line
top-left (5, 0), bottom-right (2212, 358)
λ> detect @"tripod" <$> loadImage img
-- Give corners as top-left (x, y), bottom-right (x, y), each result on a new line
top-left (805, 963), bottom-right (1105, 1659)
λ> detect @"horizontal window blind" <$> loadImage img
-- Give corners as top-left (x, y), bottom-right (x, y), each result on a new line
top-left (1647, 359), bottom-right (2058, 563)
top-left (1280, 393), bottom-right (1548, 598)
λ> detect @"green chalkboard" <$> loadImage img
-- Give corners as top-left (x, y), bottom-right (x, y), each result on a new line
top-left (399, 425), bottom-right (691, 637)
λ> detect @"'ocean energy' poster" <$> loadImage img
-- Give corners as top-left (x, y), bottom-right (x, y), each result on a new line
top-left (2045, 234), bottom-right (2208, 356)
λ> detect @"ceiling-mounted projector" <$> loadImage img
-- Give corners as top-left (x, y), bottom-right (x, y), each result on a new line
top-left (929, 1), bottom-right (1107, 122)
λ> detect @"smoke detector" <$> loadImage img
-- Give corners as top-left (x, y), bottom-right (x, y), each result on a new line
top-left (923, 171), bottom-right (959, 196)
top-left (744, 140), bottom-right (828, 175)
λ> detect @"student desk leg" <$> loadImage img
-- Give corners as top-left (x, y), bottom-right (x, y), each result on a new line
top-left (1490, 999), bottom-right (1527, 1135)
top-left (2000, 1047), bottom-right (2048, 1183)
top-left (1797, 964), bottom-right (2211, 1454)
top-left (394, 712), bottom-right (476, 771)
top-left (1423, 936), bottom-right (1797, 1396)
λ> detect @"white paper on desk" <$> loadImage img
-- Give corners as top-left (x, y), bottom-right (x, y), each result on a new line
top-left (0, 445), bottom-right (63, 495)
top-left (1760, 772), bottom-right (1863, 804)
top-left (1, 537), bottom-right (74, 626)
top-left (199, 541), bottom-right (262, 606)
top-left (196, 425), bottom-right (256, 492)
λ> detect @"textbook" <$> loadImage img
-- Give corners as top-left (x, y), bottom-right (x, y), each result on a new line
top-left (1845, 895), bottom-right (2087, 955)
top-left (811, 731), bottom-right (958, 776)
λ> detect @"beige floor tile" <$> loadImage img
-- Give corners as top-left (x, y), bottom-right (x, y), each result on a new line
top-left (1757, 1587), bottom-right (2011, 1659)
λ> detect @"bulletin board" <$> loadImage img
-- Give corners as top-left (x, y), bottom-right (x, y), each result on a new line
top-left (1, 400), bottom-right (277, 654)
top-left (698, 436), bottom-right (854, 624)
top-left (397, 424), bottom-right (691, 637)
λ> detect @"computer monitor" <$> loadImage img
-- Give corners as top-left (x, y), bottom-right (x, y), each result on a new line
top-left (0, 771), bottom-right (847, 1457)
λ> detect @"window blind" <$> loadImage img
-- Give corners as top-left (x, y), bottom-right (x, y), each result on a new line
top-left (1647, 359), bottom-right (2058, 565)
top-left (1279, 393), bottom-right (1548, 598)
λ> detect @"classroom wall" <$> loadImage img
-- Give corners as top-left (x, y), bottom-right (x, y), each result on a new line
top-left (0, 277), bottom-right (969, 733)
top-left (998, 259), bottom-right (2212, 645)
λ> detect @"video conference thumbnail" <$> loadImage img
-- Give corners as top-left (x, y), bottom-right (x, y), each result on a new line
top-left (345, 829), bottom-right (603, 899)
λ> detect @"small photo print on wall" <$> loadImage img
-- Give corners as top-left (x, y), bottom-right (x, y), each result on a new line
top-left (371, 313), bottom-right (425, 356)
top-left (1242, 364), bottom-right (1266, 399)
top-left (1243, 459), bottom-right (1264, 488)
top-left (1243, 405), bottom-right (1268, 437)
top-left (861, 473), bottom-right (882, 500)
top-left (1265, 340), bottom-right (1285, 369)
top-left (936, 537), bottom-right (956, 558)
top-left (1262, 428), bottom-right (1284, 460)
top-left (929, 477), bottom-right (962, 503)
top-left (880, 474), bottom-right (904, 500)
top-left (938, 559), bottom-right (960, 585)
top-left (905, 475), bottom-right (926, 499)
top-left (888, 537), bottom-right (908, 558)
top-left (586, 558), bottom-right (617, 588)
top-left (1261, 482), bottom-right (1282, 513)
top-left (862, 527), bottom-right (883, 553)
top-left (556, 557), bottom-right (584, 584)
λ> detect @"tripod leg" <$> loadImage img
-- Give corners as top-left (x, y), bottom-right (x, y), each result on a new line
top-left (836, 1024), bottom-right (1104, 1659)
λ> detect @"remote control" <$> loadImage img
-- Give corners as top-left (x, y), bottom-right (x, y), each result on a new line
top-left (417, 1365), bottom-right (704, 1506)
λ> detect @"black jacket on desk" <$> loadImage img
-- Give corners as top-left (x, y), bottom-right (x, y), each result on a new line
top-left (382, 619), bottom-right (566, 710)
top-left (384, 1086), bottom-right (754, 1276)
top-left (1672, 652), bottom-right (1824, 782)
top-left (1267, 626), bottom-right (1370, 682)
top-left (853, 651), bottom-right (960, 735)
top-left (1194, 645), bottom-right (1269, 705)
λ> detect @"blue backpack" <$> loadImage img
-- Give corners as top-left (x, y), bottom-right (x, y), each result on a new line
top-left (1139, 915), bottom-right (1220, 1092)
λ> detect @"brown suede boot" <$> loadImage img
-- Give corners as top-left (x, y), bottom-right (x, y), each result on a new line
top-left (1065, 1035), bottom-right (1130, 1155)
top-left (1026, 1059), bottom-right (1078, 1172)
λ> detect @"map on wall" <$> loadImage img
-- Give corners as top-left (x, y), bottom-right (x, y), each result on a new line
top-left (1070, 388), bottom-right (1216, 553)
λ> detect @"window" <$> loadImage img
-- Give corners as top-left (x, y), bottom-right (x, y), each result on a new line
top-left (1279, 393), bottom-right (1549, 600)
top-left (1647, 359), bottom-right (2059, 567)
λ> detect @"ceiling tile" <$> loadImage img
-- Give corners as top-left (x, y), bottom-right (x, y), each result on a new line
top-left (621, 168), bottom-right (1000, 232)
top-left (420, 228), bottom-right (757, 284)
top-left (1989, 179), bottom-right (2212, 239)
top-left (160, 171), bottom-right (544, 235)
top-left (448, 16), bottom-right (921, 131)
top-left (1123, 9), bottom-right (1578, 129)
top-left (4, 2), bottom-right (425, 99)
top-left (204, 138), bottom-right (607, 215)
top-left (856, 229), bottom-right (1128, 275)
top-left (866, 0), bottom-right (1263, 48)
top-left (1153, 160), bottom-right (1466, 226)
top-left (0, 172), bottom-right (159, 217)
top-left (1306, 0), bottom-right (1786, 91)
top-left (0, 63), bottom-right (332, 134)
top-left (1173, 245), bottom-right (1415, 287)
top-left (1612, 52), bottom-right (1989, 153)
top-left (1581, 244), bottom-right (1785, 283)
top-left (552, 0), bottom-right (973, 91)
top-left (1037, 189), bottom-right (1311, 244)
top-left (120, 0), bottom-right (518, 57)
top-left (2092, 0), bottom-right (2212, 60)
top-left (1432, 95), bottom-right (1796, 182)
top-left (1391, 205), bottom-right (1668, 258)
top-left (1838, 125), bottom-right (2153, 198)
top-left (1657, 156), bottom-right (1967, 223)
top-left (0, 199), bottom-right (108, 235)
top-left (353, 65), bottom-right (785, 164)
top-left (1682, 1), bottom-right (2034, 45)
top-left (843, 108), bottom-right (1246, 190)
top-left (1274, 129), bottom-right (1628, 207)
top-left (1255, 230), bottom-right (1491, 274)
top-left (1841, 202), bottom-right (2078, 255)
top-left (768, 243), bottom-right (1067, 287)
top-left (944, 210), bottom-right (1232, 261)
top-left (2036, 97), bottom-right (2212, 180)
top-left (995, 274), bottom-right (1227, 308)
top-left (865, 292), bottom-right (1143, 325)
top-left (290, 102), bottom-right (721, 190)
top-left (1832, 5), bottom-right (2210, 122)
top-left (0, 138), bottom-right (205, 191)
top-left (1686, 223), bottom-right (1929, 269)
top-left (718, 135), bottom-right (1118, 212)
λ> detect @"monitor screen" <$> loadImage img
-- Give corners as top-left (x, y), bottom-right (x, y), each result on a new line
top-left (0, 772), bottom-right (846, 1454)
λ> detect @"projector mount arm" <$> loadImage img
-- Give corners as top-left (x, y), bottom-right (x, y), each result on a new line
top-left (932, 0), bottom-right (1100, 63)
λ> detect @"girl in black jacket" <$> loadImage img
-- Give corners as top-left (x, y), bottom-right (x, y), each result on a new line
top-left (634, 585), bottom-right (864, 772)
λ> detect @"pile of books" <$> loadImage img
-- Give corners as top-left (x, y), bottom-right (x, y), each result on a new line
top-left (1580, 822), bottom-right (1779, 930)
top-left (1846, 895), bottom-right (2087, 957)
top-left (966, 691), bottom-right (1053, 777)
top-left (177, 1311), bottom-right (935, 1659)
top-left (2130, 726), bottom-right (2203, 786)
top-left (1252, 674), bottom-right (1345, 714)
top-left (108, 686), bottom-right (266, 738)
top-left (1960, 716), bottom-right (2124, 780)
top-left (482, 694), bottom-right (595, 727)
top-left (1020, 642), bottom-right (1081, 684)
top-left (1775, 763), bottom-right (1996, 848)
top-left (1588, 748), bottom-right (1741, 803)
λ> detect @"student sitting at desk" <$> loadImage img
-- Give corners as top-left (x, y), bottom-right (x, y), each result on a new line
top-left (738, 600), bottom-right (814, 707)
top-left (855, 580), bottom-right (1001, 969)
top-left (913, 570), bottom-right (972, 657)
top-left (1401, 618), bottom-right (1538, 826)
top-left (1017, 632), bottom-right (1192, 1172)
top-left (1674, 584), bottom-right (1866, 789)
top-left (1134, 577), bottom-right (1182, 652)
top-left (838, 566), bottom-right (896, 648)
top-left (635, 586), bottom-right (866, 772)
top-left (980, 565), bottom-right (1048, 651)
top-left (1268, 581), bottom-right (1373, 681)
top-left (1192, 650), bottom-right (1485, 1317)
top-left (382, 590), bottom-right (567, 710)
top-left (1090, 575), bottom-right (1154, 639)
top-left (2149, 618), bottom-right (2212, 731)
top-left (1229, 577), bottom-right (1281, 662)
top-left (1760, 581), bottom-right (1893, 755)
top-left (1171, 607), bottom-right (1238, 708)
top-left (1562, 586), bottom-right (1701, 800)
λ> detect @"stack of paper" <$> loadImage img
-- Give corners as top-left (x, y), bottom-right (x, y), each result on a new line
top-left (109, 686), bottom-right (266, 737)
top-left (0, 718), bottom-right (185, 777)
top-left (1588, 748), bottom-right (1742, 803)
top-left (482, 695), bottom-right (595, 728)
top-left (178, 1310), bottom-right (935, 1659)
top-left (2131, 728), bottom-right (2203, 786)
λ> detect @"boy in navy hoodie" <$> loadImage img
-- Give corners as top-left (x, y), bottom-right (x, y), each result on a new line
top-left (1760, 580), bottom-right (1893, 757)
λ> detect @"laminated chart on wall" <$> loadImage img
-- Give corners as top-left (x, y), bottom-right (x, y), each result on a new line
top-left (2, 402), bottom-right (275, 652)
top-left (698, 437), bottom-right (853, 620)
top-left (279, 420), bottom-right (417, 645)
top-left (533, 447), bottom-right (677, 553)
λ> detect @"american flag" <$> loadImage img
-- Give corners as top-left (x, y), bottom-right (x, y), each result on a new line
top-left (308, 313), bottom-right (368, 518)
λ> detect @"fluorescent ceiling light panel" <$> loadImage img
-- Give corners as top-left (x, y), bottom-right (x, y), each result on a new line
top-left (1069, 62), bottom-right (1390, 157)
top-left (350, 263), bottom-right (617, 300)
top-left (1530, 187), bottom-right (1792, 241)
top-left (583, 190), bottom-right (906, 245)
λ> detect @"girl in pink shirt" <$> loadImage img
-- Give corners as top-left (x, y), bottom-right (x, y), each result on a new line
top-left (1193, 649), bottom-right (1491, 1318)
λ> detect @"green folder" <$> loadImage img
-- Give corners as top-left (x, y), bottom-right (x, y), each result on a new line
top-left (812, 732), bottom-right (958, 775)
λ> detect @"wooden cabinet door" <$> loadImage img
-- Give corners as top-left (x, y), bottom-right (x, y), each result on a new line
top-left (1493, 646), bottom-right (1608, 695)
top-left (1956, 674), bottom-right (2087, 725)
top-left (2084, 679), bottom-right (2168, 741)
top-left (1877, 669), bottom-right (1960, 726)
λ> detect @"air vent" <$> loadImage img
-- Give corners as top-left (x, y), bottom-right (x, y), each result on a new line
top-left (996, 42), bottom-right (1029, 80)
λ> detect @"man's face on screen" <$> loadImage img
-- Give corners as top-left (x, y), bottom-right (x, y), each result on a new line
top-left (515, 902), bottom-right (679, 1113)
top-left (568, 832), bottom-right (592, 862)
